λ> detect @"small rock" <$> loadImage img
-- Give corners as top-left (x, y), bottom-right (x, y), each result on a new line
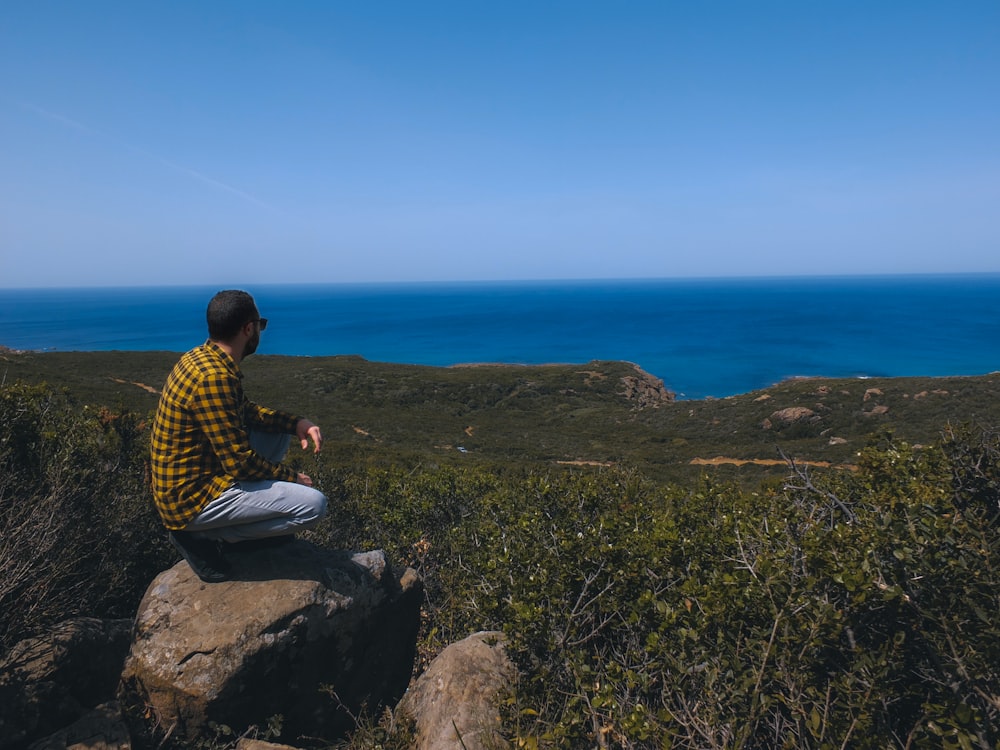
top-left (396, 631), bottom-right (516, 750)
top-left (864, 405), bottom-right (890, 416)
top-left (769, 407), bottom-right (817, 426)
top-left (237, 741), bottom-right (301, 750)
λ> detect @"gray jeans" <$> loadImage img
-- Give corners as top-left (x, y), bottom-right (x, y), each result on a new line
top-left (185, 431), bottom-right (328, 543)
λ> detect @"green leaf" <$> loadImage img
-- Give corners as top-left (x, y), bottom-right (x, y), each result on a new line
top-left (808, 707), bottom-right (821, 735)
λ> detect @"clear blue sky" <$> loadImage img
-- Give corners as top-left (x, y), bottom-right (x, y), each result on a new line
top-left (2, 1), bottom-right (998, 288)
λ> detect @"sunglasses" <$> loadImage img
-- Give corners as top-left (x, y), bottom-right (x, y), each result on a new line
top-left (251, 318), bottom-right (268, 331)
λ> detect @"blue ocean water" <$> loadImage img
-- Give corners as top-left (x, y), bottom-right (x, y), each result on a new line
top-left (2, 275), bottom-right (999, 400)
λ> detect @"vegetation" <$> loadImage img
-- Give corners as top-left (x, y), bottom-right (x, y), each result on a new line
top-left (0, 383), bottom-right (169, 646)
top-left (2, 351), bottom-right (999, 748)
top-left (5, 349), bottom-right (1000, 485)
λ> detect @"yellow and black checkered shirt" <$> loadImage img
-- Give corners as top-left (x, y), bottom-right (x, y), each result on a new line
top-left (150, 341), bottom-right (300, 530)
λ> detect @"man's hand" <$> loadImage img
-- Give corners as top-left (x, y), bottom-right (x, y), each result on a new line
top-left (296, 419), bottom-right (322, 453)
top-left (296, 472), bottom-right (314, 486)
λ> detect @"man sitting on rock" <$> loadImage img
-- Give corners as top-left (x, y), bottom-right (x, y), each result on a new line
top-left (150, 289), bottom-right (328, 582)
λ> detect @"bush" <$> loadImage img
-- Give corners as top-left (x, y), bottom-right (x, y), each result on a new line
top-left (313, 447), bottom-right (999, 748)
top-left (0, 383), bottom-right (168, 650)
top-left (2, 380), bottom-right (998, 748)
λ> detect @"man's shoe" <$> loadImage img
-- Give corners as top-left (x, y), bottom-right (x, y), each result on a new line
top-left (168, 530), bottom-right (231, 582)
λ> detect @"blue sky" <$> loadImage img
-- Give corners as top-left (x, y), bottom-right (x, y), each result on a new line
top-left (2, 1), bottom-right (998, 288)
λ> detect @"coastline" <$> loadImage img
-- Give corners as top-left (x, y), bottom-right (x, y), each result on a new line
top-left (4, 274), bottom-right (1000, 399)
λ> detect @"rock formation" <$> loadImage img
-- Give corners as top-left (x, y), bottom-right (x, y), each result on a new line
top-left (619, 366), bottom-right (675, 409)
top-left (119, 543), bottom-right (422, 746)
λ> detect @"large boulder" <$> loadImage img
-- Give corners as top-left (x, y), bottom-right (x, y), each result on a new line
top-left (396, 631), bottom-right (516, 750)
top-left (119, 543), bottom-right (422, 745)
top-left (0, 617), bottom-right (132, 750)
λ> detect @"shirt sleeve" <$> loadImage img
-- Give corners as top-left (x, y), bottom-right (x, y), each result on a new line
top-left (190, 370), bottom-right (298, 483)
top-left (244, 399), bottom-right (301, 435)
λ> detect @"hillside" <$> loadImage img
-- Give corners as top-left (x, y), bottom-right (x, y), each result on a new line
top-left (4, 348), bottom-right (1000, 747)
top-left (4, 348), bottom-right (999, 483)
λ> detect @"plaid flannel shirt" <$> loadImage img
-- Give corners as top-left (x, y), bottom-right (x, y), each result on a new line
top-left (150, 341), bottom-right (300, 529)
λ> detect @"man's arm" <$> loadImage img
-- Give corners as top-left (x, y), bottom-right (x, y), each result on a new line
top-left (245, 401), bottom-right (323, 454)
top-left (191, 373), bottom-right (298, 484)
top-left (243, 402), bottom-right (323, 485)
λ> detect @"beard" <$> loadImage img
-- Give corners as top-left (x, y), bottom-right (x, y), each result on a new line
top-left (243, 331), bottom-right (260, 358)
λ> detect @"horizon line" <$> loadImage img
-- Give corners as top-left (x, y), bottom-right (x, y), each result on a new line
top-left (4, 270), bottom-right (1000, 293)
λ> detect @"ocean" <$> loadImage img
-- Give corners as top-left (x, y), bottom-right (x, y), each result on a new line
top-left (2, 275), bottom-right (999, 400)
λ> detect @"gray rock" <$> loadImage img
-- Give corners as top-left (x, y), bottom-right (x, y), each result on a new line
top-left (396, 631), bottom-right (516, 750)
top-left (0, 618), bottom-right (132, 750)
top-left (763, 406), bottom-right (819, 430)
top-left (27, 702), bottom-right (130, 750)
top-left (119, 543), bottom-right (422, 745)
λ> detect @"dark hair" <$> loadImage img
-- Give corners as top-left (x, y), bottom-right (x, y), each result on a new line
top-left (206, 290), bottom-right (258, 341)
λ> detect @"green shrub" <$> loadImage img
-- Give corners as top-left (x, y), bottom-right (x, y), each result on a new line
top-left (311, 448), bottom-right (998, 748)
top-left (3, 379), bottom-right (998, 749)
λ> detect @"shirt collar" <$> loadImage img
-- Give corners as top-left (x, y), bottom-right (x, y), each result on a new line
top-left (203, 340), bottom-right (243, 379)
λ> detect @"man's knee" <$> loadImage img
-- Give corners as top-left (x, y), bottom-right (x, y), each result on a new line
top-left (309, 488), bottom-right (328, 523)
top-left (292, 485), bottom-right (327, 526)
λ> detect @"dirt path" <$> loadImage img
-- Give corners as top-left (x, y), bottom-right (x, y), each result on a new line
top-left (690, 456), bottom-right (857, 471)
top-left (110, 377), bottom-right (160, 394)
